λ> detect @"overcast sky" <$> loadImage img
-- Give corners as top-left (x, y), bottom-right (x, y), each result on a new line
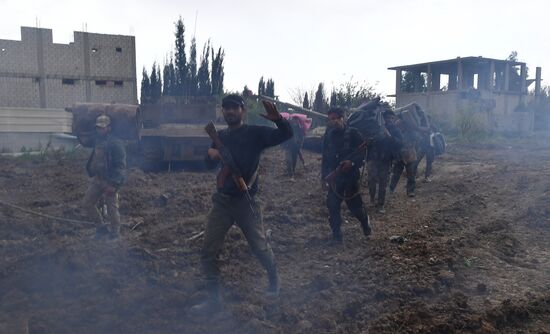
top-left (1, 0), bottom-right (548, 102)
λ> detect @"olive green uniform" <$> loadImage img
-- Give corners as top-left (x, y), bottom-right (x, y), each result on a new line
top-left (83, 135), bottom-right (126, 234)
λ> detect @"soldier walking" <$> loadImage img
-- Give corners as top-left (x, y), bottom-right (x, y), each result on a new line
top-left (83, 115), bottom-right (126, 239)
top-left (321, 107), bottom-right (371, 245)
top-left (282, 116), bottom-right (305, 178)
top-left (191, 94), bottom-right (293, 314)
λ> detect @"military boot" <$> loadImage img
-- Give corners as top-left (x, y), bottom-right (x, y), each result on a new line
top-left (327, 216), bottom-right (344, 246)
top-left (325, 232), bottom-right (343, 247)
top-left (189, 281), bottom-right (221, 316)
top-left (361, 215), bottom-right (372, 237)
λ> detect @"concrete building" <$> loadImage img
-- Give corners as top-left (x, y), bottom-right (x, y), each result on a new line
top-left (389, 57), bottom-right (543, 132)
top-left (0, 26), bottom-right (137, 109)
top-left (0, 26), bottom-right (137, 152)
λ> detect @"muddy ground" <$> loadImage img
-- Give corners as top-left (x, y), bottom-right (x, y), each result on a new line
top-left (0, 134), bottom-right (549, 334)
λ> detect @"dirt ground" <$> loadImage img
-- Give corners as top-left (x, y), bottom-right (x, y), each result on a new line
top-left (0, 134), bottom-right (549, 334)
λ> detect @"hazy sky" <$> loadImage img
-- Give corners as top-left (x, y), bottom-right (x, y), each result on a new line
top-left (1, 0), bottom-right (548, 102)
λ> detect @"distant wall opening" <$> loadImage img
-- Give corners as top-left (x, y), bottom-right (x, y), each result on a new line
top-left (440, 74), bottom-right (449, 91)
top-left (62, 78), bottom-right (76, 85)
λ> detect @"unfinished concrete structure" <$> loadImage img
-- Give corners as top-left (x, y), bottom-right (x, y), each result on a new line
top-left (0, 26), bottom-right (137, 109)
top-left (389, 57), bottom-right (543, 132)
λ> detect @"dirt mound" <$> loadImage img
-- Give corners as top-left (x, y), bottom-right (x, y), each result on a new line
top-left (1, 138), bottom-right (550, 333)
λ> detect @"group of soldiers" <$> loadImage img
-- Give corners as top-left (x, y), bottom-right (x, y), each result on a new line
top-left (320, 104), bottom-right (437, 244)
top-left (82, 93), bottom-right (439, 314)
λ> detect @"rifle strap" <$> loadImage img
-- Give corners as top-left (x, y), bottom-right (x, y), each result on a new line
top-left (247, 168), bottom-right (259, 189)
top-left (330, 144), bottom-right (369, 201)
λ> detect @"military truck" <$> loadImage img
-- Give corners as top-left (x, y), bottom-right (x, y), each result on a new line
top-left (68, 96), bottom-right (327, 172)
top-left (139, 97), bottom-right (224, 171)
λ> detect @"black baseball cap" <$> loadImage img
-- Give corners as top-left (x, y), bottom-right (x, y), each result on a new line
top-left (222, 94), bottom-right (245, 109)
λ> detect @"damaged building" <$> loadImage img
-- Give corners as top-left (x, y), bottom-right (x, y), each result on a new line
top-left (389, 56), bottom-right (543, 133)
top-left (0, 26), bottom-right (137, 152)
top-left (0, 26), bottom-right (137, 108)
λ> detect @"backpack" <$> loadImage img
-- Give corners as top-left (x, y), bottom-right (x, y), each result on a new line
top-left (430, 132), bottom-right (446, 156)
top-left (347, 100), bottom-right (386, 142)
top-left (395, 103), bottom-right (430, 130)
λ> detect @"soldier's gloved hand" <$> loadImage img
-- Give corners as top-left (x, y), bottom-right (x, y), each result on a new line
top-left (340, 160), bottom-right (354, 173)
top-left (104, 185), bottom-right (117, 196)
top-left (260, 100), bottom-right (283, 122)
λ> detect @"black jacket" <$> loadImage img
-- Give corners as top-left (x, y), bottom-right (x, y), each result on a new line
top-left (205, 119), bottom-right (293, 197)
top-left (321, 126), bottom-right (365, 179)
top-left (86, 135), bottom-right (127, 187)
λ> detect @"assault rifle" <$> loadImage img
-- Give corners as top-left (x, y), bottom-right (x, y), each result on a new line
top-left (205, 121), bottom-right (255, 214)
top-left (323, 140), bottom-right (368, 186)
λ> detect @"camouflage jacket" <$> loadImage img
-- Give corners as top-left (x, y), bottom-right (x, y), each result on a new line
top-left (86, 135), bottom-right (126, 187)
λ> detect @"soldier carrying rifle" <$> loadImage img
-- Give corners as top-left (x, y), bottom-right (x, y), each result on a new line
top-left (190, 94), bottom-right (293, 314)
top-left (321, 107), bottom-right (372, 245)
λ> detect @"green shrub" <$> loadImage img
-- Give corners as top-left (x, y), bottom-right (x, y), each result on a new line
top-left (454, 106), bottom-right (489, 143)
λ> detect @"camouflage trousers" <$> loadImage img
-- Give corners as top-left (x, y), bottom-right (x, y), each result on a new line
top-left (82, 176), bottom-right (121, 233)
top-left (201, 192), bottom-right (276, 283)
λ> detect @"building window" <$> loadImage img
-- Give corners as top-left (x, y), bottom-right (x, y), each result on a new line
top-left (114, 80), bottom-right (124, 87)
top-left (62, 78), bottom-right (76, 85)
top-left (116, 47), bottom-right (122, 52)
top-left (95, 80), bottom-right (107, 86)
top-left (91, 48), bottom-right (98, 53)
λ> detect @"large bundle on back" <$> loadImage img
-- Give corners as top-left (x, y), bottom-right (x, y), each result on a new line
top-left (67, 103), bottom-right (141, 147)
top-left (280, 112), bottom-right (313, 134)
top-left (394, 103), bottom-right (430, 130)
top-left (347, 97), bottom-right (386, 142)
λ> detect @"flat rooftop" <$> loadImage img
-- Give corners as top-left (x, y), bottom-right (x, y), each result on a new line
top-left (389, 56), bottom-right (525, 73)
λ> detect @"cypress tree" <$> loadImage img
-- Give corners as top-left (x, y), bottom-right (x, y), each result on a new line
top-left (197, 41), bottom-right (211, 96)
top-left (211, 46), bottom-right (225, 96)
top-left (174, 17), bottom-right (187, 96)
top-left (162, 56), bottom-right (176, 96)
top-left (303, 92), bottom-right (310, 109)
top-left (162, 62), bottom-right (171, 96)
top-left (329, 89), bottom-right (337, 107)
top-left (140, 67), bottom-right (151, 105)
top-left (266, 79), bottom-right (275, 98)
top-left (188, 37), bottom-right (198, 96)
top-left (258, 77), bottom-right (265, 96)
top-left (313, 82), bottom-right (328, 112)
top-left (150, 62), bottom-right (162, 103)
